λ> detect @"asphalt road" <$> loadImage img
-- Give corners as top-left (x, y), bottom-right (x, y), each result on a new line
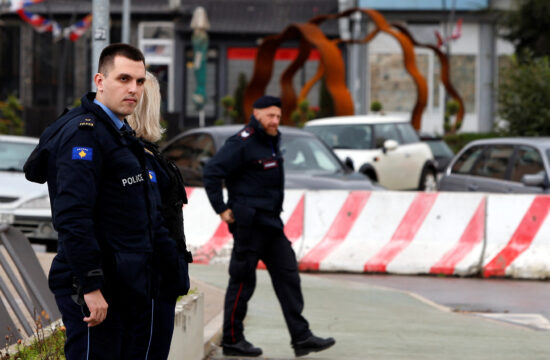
top-left (322, 273), bottom-right (550, 329)
top-left (194, 264), bottom-right (550, 360)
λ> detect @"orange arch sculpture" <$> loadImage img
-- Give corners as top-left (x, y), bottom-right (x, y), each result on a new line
top-left (305, 8), bottom-right (428, 130)
top-left (391, 23), bottom-right (465, 132)
top-left (243, 23), bottom-right (354, 125)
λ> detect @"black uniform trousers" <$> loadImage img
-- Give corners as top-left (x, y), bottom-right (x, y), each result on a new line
top-left (56, 294), bottom-right (153, 360)
top-left (223, 223), bottom-right (312, 345)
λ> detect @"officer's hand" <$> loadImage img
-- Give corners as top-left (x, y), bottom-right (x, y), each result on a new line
top-left (83, 289), bottom-right (108, 327)
top-left (220, 209), bottom-right (235, 224)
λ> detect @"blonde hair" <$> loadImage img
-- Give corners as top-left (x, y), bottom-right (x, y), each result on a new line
top-left (127, 71), bottom-right (165, 142)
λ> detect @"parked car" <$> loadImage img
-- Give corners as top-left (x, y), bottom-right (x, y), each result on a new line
top-left (0, 135), bottom-right (57, 251)
top-left (160, 125), bottom-right (383, 190)
top-left (419, 133), bottom-right (455, 175)
top-left (439, 137), bottom-right (550, 193)
top-left (304, 115), bottom-right (438, 191)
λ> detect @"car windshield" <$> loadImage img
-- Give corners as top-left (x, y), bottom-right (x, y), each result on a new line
top-left (0, 140), bottom-right (36, 172)
top-left (426, 140), bottom-right (454, 158)
top-left (281, 134), bottom-right (342, 174)
top-left (305, 124), bottom-right (372, 149)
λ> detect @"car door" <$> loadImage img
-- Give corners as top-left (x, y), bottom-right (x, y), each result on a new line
top-left (162, 133), bottom-right (216, 186)
top-left (372, 123), bottom-right (412, 189)
top-left (505, 145), bottom-right (546, 193)
top-left (466, 145), bottom-right (516, 192)
top-left (440, 145), bottom-right (485, 191)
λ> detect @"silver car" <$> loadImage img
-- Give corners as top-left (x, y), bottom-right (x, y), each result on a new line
top-left (0, 135), bottom-right (57, 250)
top-left (161, 125), bottom-right (383, 190)
top-left (439, 137), bottom-right (550, 193)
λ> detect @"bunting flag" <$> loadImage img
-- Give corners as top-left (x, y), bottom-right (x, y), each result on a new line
top-left (14, 1), bottom-right (92, 42)
top-left (16, 8), bottom-right (57, 33)
top-left (435, 18), bottom-right (463, 48)
top-left (9, 0), bottom-right (43, 12)
top-left (64, 14), bottom-right (93, 42)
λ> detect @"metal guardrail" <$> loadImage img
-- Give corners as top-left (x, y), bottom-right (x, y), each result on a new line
top-left (0, 224), bottom-right (60, 344)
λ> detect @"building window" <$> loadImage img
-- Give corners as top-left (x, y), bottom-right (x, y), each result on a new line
top-left (369, 53), bottom-right (429, 112)
top-left (450, 55), bottom-right (476, 113)
top-left (32, 33), bottom-right (74, 107)
top-left (138, 22), bottom-right (174, 113)
top-left (0, 25), bottom-right (20, 99)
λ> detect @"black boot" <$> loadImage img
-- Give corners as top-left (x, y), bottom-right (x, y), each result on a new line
top-left (222, 339), bottom-right (263, 357)
top-left (293, 334), bottom-right (336, 357)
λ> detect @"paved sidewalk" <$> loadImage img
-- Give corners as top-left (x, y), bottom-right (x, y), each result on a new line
top-left (190, 263), bottom-right (550, 360)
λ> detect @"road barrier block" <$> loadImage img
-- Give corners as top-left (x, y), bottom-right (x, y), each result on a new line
top-left (483, 195), bottom-right (550, 279)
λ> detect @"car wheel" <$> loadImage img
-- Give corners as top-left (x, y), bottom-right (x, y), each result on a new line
top-left (419, 168), bottom-right (437, 192)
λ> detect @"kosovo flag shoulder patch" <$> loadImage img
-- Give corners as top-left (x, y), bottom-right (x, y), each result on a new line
top-left (148, 170), bottom-right (157, 183)
top-left (72, 147), bottom-right (93, 161)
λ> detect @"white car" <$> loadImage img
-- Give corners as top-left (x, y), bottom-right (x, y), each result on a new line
top-left (0, 135), bottom-right (56, 251)
top-left (304, 115), bottom-right (438, 191)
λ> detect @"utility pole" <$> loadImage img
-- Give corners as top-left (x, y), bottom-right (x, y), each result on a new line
top-left (122, 0), bottom-right (131, 43)
top-left (91, 0), bottom-right (110, 90)
top-left (340, 0), bottom-right (368, 115)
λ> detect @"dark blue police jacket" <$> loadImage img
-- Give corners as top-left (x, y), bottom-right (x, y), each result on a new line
top-left (203, 115), bottom-right (284, 229)
top-left (24, 92), bottom-right (178, 303)
top-left (143, 141), bottom-right (191, 299)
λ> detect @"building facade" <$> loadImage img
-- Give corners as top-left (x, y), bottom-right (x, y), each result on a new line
top-left (0, 0), bottom-right (513, 137)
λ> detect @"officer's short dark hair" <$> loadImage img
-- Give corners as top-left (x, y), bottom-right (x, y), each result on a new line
top-left (98, 43), bottom-right (145, 74)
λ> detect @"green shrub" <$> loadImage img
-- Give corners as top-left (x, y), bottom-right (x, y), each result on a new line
top-left (370, 100), bottom-right (383, 113)
top-left (498, 53), bottom-right (550, 136)
top-left (0, 95), bottom-right (24, 135)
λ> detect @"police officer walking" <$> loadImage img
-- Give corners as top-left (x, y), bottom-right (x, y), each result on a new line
top-left (24, 44), bottom-right (178, 359)
top-left (203, 95), bottom-right (335, 357)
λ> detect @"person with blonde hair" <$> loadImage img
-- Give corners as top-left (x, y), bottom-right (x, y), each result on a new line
top-left (127, 71), bottom-right (165, 142)
top-left (129, 71), bottom-right (192, 359)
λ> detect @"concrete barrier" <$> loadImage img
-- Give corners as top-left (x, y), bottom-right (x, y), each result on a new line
top-left (483, 194), bottom-right (550, 279)
top-left (298, 191), bottom-right (486, 276)
top-left (183, 188), bottom-right (550, 279)
top-left (183, 188), bottom-right (305, 264)
top-left (167, 292), bottom-right (204, 360)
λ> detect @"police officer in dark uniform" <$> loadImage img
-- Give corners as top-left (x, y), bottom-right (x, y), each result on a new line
top-left (24, 44), bottom-right (178, 360)
top-left (203, 95), bottom-right (335, 357)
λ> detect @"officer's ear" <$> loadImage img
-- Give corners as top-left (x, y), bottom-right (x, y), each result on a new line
top-left (94, 73), bottom-right (105, 93)
top-left (253, 108), bottom-right (260, 119)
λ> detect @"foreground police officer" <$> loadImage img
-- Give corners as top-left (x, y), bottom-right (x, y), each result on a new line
top-left (24, 43), bottom-right (178, 359)
top-left (203, 95), bottom-right (335, 357)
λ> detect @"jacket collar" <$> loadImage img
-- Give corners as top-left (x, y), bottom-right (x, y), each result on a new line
top-left (81, 92), bottom-right (136, 145)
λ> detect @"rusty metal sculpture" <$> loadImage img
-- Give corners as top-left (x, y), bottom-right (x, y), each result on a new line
top-left (243, 23), bottom-right (354, 125)
top-left (307, 8), bottom-right (428, 130)
top-left (391, 23), bottom-right (465, 132)
top-left (244, 8), bottom-right (462, 132)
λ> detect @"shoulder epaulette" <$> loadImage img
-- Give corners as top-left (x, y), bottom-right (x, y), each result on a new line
top-left (78, 117), bottom-right (95, 130)
top-left (238, 127), bottom-right (255, 140)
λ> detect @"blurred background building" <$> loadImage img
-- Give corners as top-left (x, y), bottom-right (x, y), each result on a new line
top-left (0, 0), bottom-right (513, 138)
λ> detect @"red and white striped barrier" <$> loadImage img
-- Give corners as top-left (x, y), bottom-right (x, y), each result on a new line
top-left (298, 191), bottom-right (486, 276)
top-left (183, 188), bottom-right (305, 264)
top-left (483, 195), bottom-right (550, 279)
top-left (182, 188), bottom-right (550, 279)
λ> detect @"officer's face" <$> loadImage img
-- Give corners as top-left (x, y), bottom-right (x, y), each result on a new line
top-left (254, 106), bottom-right (281, 136)
top-left (94, 56), bottom-right (146, 120)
